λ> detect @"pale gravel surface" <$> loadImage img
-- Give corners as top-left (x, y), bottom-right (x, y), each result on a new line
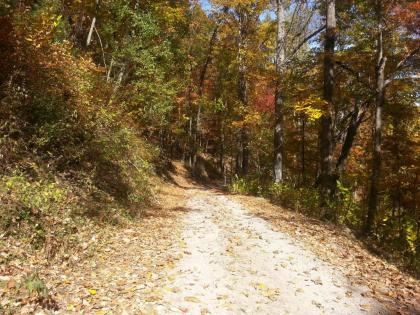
top-left (156, 188), bottom-right (388, 315)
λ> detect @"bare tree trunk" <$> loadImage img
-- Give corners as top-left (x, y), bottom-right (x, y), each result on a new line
top-left (365, 1), bottom-right (386, 235)
top-left (300, 115), bottom-right (306, 185)
top-left (219, 122), bottom-right (225, 173)
top-left (106, 57), bottom-right (114, 82)
top-left (274, 0), bottom-right (286, 183)
top-left (86, 0), bottom-right (100, 47)
top-left (318, 0), bottom-right (336, 202)
top-left (187, 84), bottom-right (194, 168)
top-left (391, 115), bottom-right (403, 239)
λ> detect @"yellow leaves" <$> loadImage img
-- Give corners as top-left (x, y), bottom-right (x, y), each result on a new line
top-left (212, 0), bottom-right (268, 11)
top-left (244, 111), bottom-right (262, 125)
top-left (67, 304), bottom-right (76, 311)
top-left (294, 96), bottom-right (327, 121)
top-left (145, 271), bottom-right (153, 280)
top-left (262, 288), bottom-right (281, 301)
top-left (157, 5), bottom-right (188, 33)
top-left (124, 285), bottom-right (138, 294)
top-left (256, 282), bottom-right (267, 290)
top-left (184, 296), bottom-right (201, 303)
top-left (163, 286), bottom-right (178, 293)
top-left (252, 282), bottom-right (281, 301)
top-left (217, 294), bottom-right (229, 300)
top-left (53, 15), bottom-right (62, 28)
top-left (232, 111), bottom-right (262, 128)
top-left (88, 288), bottom-right (97, 295)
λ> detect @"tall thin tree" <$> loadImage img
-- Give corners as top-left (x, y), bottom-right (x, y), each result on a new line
top-left (273, 0), bottom-right (286, 183)
top-left (318, 0), bottom-right (336, 203)
top-left (365, 0), bottom-right (387, 235)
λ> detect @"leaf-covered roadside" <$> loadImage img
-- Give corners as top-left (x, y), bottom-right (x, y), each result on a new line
top-left (231, 194), bottom-right (420, 315)
top-left (0, 179), bottom-right (187, 314)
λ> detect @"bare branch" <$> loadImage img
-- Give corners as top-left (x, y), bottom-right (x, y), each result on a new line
top-left (284, 25), bottom-right (325, 64)
top-left (334, 61), bottom-right (360, 79)
top-left (334, 60), bottom-right (374, 90)
top-left (384, 46), bottom-right (420, 86)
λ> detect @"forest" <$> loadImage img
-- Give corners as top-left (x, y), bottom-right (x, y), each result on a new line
top-left (0, 0), bottom-right (419, 314)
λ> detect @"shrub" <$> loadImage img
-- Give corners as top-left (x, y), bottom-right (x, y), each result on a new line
top-left (229, 175), bottom-right (263, 195)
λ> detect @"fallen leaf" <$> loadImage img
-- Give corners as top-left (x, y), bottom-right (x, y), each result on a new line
top-left (184, 296), bottom-right (201, 303)
top-left (88, 288), bottom-right (97, 295)
top-left (360, 304), bottom-right (371, 311)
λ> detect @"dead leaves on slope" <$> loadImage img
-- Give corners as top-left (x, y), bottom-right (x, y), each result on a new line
top-left (1, 180), bottom-right (188, 314)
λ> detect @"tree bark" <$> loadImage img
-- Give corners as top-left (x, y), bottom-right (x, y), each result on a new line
top-left (236, 9), bottom-right (250, 176)
top-left (300, 115), bottom-right (306, 185)
top-left (318, 0), bottom-right (336, 201)
top-left (274, 0), bottom-right (286, 183)
top-left (86, 0), bottom-right (100, 47)
top-left (365, 1), bottom-right (386, 235)
top-left (335, 102), bottom-right (367, 174)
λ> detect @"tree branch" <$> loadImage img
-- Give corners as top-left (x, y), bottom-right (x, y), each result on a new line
top-left (334, 60), bottom-right (374, 90)
top-left (384, 46), bottom-right (420, 86)
top-left (94, 26), bottom-right (107, 70)
top-left (285, 25), bottom-right (326, 64)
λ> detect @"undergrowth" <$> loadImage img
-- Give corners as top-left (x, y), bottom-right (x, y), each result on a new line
top-left (0, 3), bottom-right (160, 262)
top-left (229, 176), bottom-right (419, 276)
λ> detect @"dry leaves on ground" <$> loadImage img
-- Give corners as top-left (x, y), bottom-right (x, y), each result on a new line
top-left (232, 194), bottom-right (420, 315)
top-left (0, 175), bottom-right (190, 314)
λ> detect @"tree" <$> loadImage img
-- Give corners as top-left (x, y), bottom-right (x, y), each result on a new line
top-left (364, 0), bottom-right (419, 235)
top-left (273, 0), bottom-right (286, 183)
top-left (318, 0), bottom-right (337, 204)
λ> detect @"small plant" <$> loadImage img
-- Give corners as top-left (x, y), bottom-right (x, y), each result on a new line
top-left (230, 175), bottom-right (248, 194)
top-left (23, 273), bottom-right (48, 298)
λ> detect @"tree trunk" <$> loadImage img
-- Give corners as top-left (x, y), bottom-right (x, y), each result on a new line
top-left (187, 81), bottom-right (194, 167)
top-left (86, 0), bottom-right (100, 47)
top-left (365, 0), bottom-right (386, 235)
top-left (236, 10), bottom-right (250, 176)
top-left (335, 102), bottom-right (367, 174)
top-left (318, 0), bottom-right (336, 201)
top-left (219, 122), bottom-right (225, 173)
top-left (274, 0), bottom-right (286, 183)
top-left (300, 115), bottom-right (306, 185)
top-left (191, 25), bottom-right (219, 168)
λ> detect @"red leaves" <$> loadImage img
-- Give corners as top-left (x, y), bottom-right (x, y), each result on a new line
top-left (253, 89), bottom-right (275, 113)
top-left (391, 2), bottom-right (420, 33)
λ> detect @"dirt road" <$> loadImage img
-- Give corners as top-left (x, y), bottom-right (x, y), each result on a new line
top-left (155, 188), bottom-right (386, 315)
